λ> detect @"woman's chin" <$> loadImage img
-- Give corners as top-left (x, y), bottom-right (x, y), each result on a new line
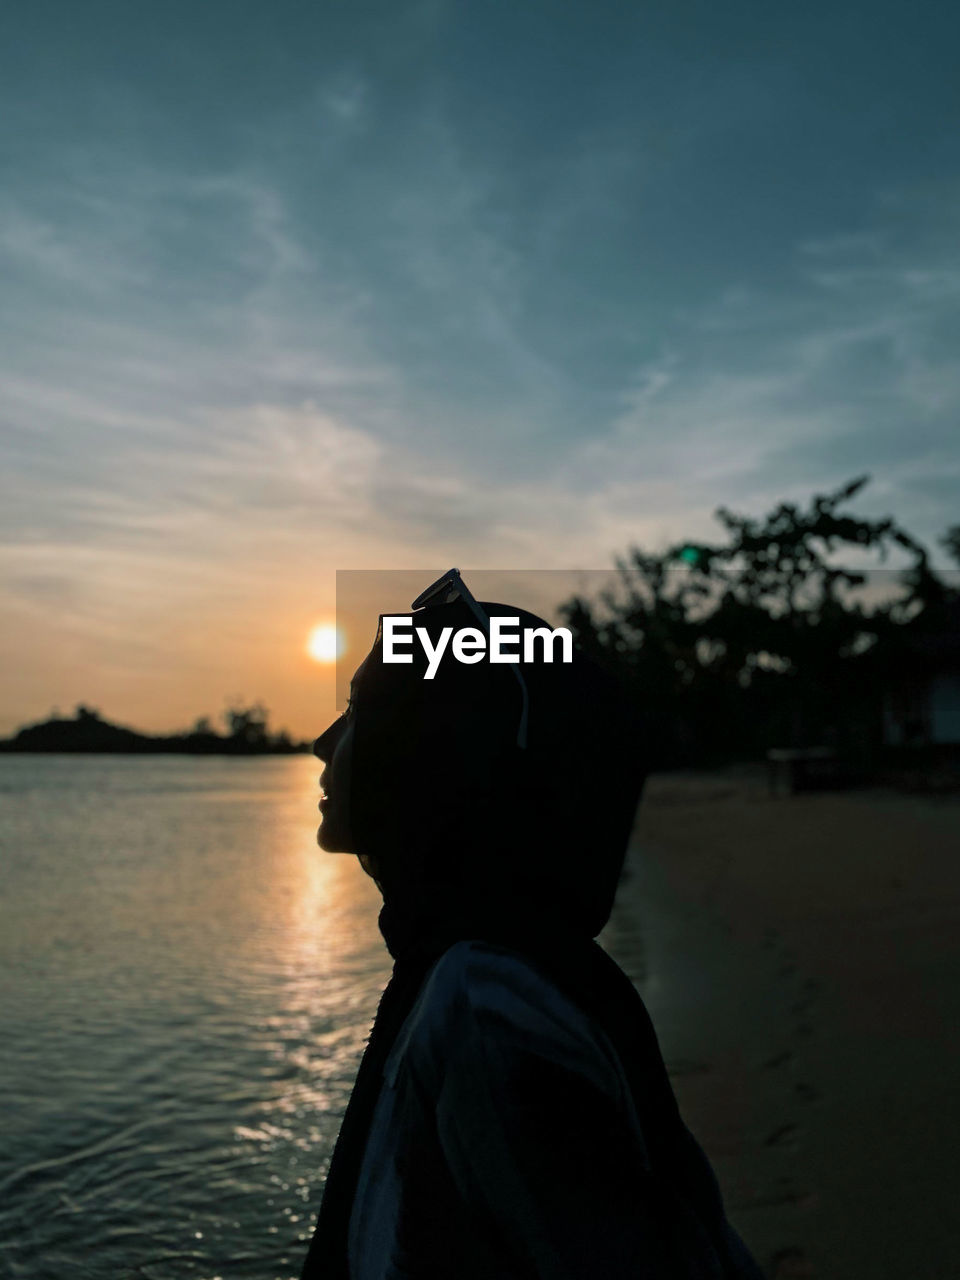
top-left (317, 820), bottom-right (350, 853)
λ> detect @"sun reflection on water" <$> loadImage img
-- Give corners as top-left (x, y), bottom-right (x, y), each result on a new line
top-left (0, 754), bottom-right (390, 1279)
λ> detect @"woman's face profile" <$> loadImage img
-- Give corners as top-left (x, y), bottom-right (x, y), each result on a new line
top-left (314, 655), bottom-right (378, 857)
top-left (314, 707), bottom-right (355, 854)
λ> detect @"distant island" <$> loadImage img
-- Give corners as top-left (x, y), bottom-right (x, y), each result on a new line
top-left (0, 704), bottom-right (312, 754)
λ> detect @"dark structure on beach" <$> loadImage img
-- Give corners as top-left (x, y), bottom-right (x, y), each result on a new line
top-left (881, 598), bottom-right (960, 750)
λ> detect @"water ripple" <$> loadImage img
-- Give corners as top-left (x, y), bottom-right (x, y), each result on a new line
top-left (0, 755), bottom-right (388, 1279)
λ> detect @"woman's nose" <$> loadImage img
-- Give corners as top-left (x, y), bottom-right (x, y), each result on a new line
top-left (313, 714), bottom-right (344, 761)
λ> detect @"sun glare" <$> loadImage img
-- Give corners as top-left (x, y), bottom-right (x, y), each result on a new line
top-left (307, 623), bottom-right (342, 663)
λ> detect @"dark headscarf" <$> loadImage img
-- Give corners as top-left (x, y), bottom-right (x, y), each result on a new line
top-left (348, 599), bottom-right (648, 955)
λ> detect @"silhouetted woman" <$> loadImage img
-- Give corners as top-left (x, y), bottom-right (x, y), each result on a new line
top-left (300, 570), bottom-right (763, 1279)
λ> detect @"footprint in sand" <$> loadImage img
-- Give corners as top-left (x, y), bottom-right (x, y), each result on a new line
top-left (665, 1059), bottom-right (711, 1077)
top-left (764, 1121), bottom-right (800, 1147)
top-left (770, 1246), bottom-right (815, 1276)
top-left (763, 1049), bottom-right (793, 1069)
top-left (749, 1181), bottom-right (817, 1209)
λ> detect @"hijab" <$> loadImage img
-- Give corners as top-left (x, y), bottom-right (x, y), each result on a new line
top-left (348, 599), bottom-right (648, 952)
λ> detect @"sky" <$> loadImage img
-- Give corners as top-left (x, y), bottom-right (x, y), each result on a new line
top-left (2, 0), bottom-right (959, 738)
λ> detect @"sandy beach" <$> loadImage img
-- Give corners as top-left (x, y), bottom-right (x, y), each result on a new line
top-left (601, 771), bottom-right (960, 1280)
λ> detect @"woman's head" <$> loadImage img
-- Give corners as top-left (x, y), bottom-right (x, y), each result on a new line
top-left (314, 596), bottom-right (647, 941)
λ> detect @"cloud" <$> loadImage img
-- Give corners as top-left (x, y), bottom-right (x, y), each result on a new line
top-left (3, 101), bottom-right (960, 735)
top-left (322, 70), bottom-right (370, 126)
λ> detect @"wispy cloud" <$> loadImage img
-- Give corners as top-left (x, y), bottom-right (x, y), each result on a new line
top-left (3, 4), bottom-right (960, 733)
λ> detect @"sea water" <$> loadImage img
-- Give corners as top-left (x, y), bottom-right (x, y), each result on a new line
top-left (0, 754), bottom-right (387, 1280)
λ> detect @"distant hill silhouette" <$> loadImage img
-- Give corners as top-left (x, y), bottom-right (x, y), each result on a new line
top-left (0, 705), bottom-right (310, 754)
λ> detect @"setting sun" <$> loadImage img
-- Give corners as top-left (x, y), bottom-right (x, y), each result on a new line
top-left (307, 623), bottom-right (343, 663)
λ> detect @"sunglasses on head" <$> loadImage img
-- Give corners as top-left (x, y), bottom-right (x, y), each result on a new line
top-left (410, 568), bottom-right (529, 749)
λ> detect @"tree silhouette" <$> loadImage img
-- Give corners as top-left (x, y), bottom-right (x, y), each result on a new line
top-left (560, 477), bottom-right (946, 766)
top-left (223, 701), bottom-right (270, 748)
top-left (941, 524), bottom-right (960, 571)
